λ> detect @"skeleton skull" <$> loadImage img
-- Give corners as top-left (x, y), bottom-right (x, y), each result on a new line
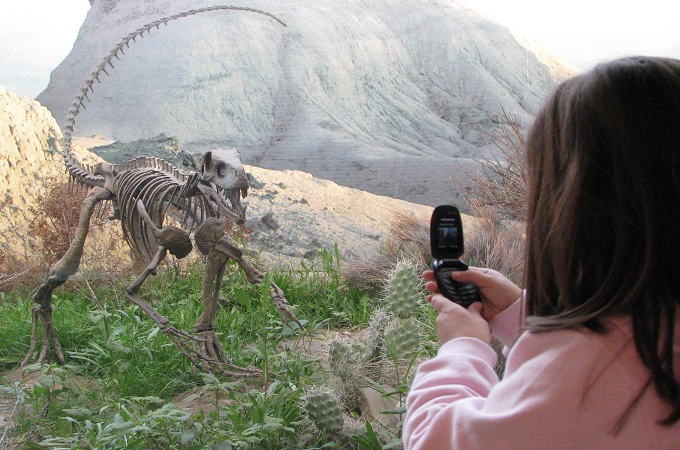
top-left (200, 148), bottom-right (249, 222)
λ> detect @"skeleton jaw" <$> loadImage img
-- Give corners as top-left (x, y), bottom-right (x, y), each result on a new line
top-left (220, 186), bottom-right (248, 221)
top-left (196, 183), bottom-right (246, 224)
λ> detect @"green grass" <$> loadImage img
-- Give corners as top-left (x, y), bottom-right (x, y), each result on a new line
top-left (0, 247), bottom-right (417, 449)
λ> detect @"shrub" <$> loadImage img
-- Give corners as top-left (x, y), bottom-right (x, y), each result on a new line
top-left (341, 209), bottom-right (429, 292)
top-left (0, 177), bottom-right (131, 294)
top-left (468, 109), bottom-right (527, 222)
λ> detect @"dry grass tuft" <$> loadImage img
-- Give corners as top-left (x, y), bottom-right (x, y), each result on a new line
top-left (468, 110), bottom-right (527, 222)
top-left (461, 109), bottom-right (528, 284)
top-left (342, 209), bottom-right (429, 292)
top-left (464, 199), bottom-right (525, 285)
top-left (0, 178), bottom-right (132, 293)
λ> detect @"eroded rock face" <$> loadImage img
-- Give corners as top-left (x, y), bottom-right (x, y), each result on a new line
top-left (0, 88), bottom-right (63, 231)
top-left (37, 0), bottom-right (575, 206)
top-left (0, 89), bottom-right (108, 261)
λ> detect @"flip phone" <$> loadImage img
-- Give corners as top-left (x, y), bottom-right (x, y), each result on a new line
top-left (430, 205), bottom-right (481, 307)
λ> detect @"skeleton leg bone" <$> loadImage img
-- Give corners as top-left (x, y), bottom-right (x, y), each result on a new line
top-left (192, 247), bottom-right (262, 377)
top-left (23, 186), bottom-right (113, 367)
top-left (195, 218), bottom-right (304, 330)
top-left (129, 203), bottom-right (258, 377)
top-left (213, 238), bottom-right (303, 329)
top-left (124, 245), bottom-right (213, 371)
top-left (125, 201), bottom-right (218, 370)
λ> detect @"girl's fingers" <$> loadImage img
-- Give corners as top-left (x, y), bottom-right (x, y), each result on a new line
top-left (467, 301), bottom-right (484, 315)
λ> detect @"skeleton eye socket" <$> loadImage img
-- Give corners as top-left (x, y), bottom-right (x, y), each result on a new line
top-left (216, 163), bottom-right (226, 177)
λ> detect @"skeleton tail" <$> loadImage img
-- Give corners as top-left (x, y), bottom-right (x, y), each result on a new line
top-left (61, 5), bottom-right (286, 190)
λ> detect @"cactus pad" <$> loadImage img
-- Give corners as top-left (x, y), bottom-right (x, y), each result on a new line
top-left (302, 387), bottom-right (345, 435)
top-left (384, 260), bottom-right (423, 318)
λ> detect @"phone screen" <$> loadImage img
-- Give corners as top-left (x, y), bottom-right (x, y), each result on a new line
top-left (430, 205), bottom-right (464, 260)
top-left (438, 225), bottom-right (459, 252)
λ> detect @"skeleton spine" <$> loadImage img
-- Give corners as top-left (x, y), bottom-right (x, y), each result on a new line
top-left (60, 5), bottom-right (286, 190)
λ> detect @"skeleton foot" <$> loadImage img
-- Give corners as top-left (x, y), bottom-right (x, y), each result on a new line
top-left (160, 326), bottom-right (260, 377)
top-left (194, 330), bottom-right (262, 377)
top-left (21, 305), bottom-right (66, 367)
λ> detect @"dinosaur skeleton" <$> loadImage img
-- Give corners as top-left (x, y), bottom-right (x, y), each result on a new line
top-left (23, 6), bottom-right (301, 377)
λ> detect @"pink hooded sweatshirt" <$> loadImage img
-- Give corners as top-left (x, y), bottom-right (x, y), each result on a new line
top-left (403, 300), bottom-right (680, 449)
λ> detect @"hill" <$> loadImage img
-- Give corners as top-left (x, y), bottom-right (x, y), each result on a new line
top-left (36, 0), bottom-right (576, 206)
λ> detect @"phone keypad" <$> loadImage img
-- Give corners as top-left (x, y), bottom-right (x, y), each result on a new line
top-left (435, 268), bottom-right (481, 308)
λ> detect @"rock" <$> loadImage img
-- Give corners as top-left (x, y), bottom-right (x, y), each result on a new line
top-left (260, 212), bottom-right (280, 230)
top-left (0, 89), bottom-right (120, 266)
top-left (89, 133), bottom-right (201, 170)
top-left (242, 165), bottom-right (434, 265)
top-left (357, 386), bottom-right (400, 425)
top-left (0, 88), bottom-right (64, 251)
top-left (36, 0), bottom-right (576, 207)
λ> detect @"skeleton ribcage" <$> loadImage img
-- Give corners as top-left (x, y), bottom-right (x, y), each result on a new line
top-left (113, 168), bottom-right (216, 262)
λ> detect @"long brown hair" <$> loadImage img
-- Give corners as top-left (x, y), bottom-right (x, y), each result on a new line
top-left (523, 56), bottom-right (680, 424)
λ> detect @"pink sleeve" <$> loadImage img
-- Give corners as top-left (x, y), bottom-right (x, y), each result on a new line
top-left (403, 329), bottom-right (605, 449)
top-left (488, 295), bottom-right (524, 350)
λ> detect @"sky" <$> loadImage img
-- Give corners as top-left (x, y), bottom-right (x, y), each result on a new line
top-left (0, 0), bottom-right (678, 99)
top-left (457, 0), bottom-right (680, 70)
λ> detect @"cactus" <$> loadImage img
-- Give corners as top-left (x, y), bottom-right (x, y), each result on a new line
top-left (383, 317), bottom-right (421, 362)
top-left (303, 258), bottom-right (427, 446)
top-left (328, 341), bottom-right (358, 373)
top-left (384, 260), bottom-right (423, 318)
top-left (328, 340), bottom-right (369, 410)
top-left (366, 308), bottom-right (392, 362)
top-left (302, 387), bottom-right (345, 435)
top-left (329, 341), bottom-right (366, 378)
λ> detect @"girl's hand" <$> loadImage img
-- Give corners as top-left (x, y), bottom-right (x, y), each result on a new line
top-left (427, 295), bottom-right (491, 344)
top-left (424, 267), bottom-right (521, 321)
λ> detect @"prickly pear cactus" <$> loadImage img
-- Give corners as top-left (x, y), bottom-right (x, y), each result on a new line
top-left (366, 308), bottom-right (392, 362)
top-left (328, 340), bottom-right (368, 409)
top-left (328, 340), bottom-right (349, 370)
top-left (329, 341), bottom-right (365, 375)
top-left (302, 387), bottom-right (345, 435)
top-left (383, 317), bottom-right (421, 361)
top-left (329, 341), bottom-right (360, 365)
top-left (384, 260), bottom-right (423, 318)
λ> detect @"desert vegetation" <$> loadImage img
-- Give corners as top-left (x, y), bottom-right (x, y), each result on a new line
top-left (0, 176), bottom-right (131, 294)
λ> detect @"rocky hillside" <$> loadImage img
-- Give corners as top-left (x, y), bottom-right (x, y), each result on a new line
top-left (0, 88), bottom-right (64, 252)
top-left (37, 0), bottom-right (576, 207)
top-left (0, 89), bottom-right (114, 266)
top-left (0, 88), bottom-right (435, 269)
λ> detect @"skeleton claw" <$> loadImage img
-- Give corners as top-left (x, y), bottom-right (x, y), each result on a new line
top-left (164, 326), bottom-right (204, 341)
top-left (270, 282), bottom-right (304, 330)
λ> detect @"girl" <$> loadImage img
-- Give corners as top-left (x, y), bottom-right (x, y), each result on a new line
top-left (403, 56), bottom-right (680, 449)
